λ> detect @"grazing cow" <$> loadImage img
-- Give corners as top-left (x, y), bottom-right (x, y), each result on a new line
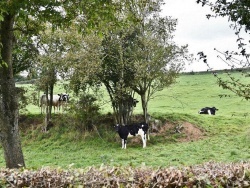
top-left (114, 122), bottom-right (149, 149)
top-left (40, 93), bottom-right (69, 114)
top-left (198, 107), bottom-right (218, 115)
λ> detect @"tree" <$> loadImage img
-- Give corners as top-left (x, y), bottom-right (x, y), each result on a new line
top-left (98, 0), bottom-right (189, 124)
top-left (0, 8), bottom-right (26, 168)
top-left (63, 28), bottom-right (103, 95)
top-left (100, 28), bottom-right (139, 125)
top-left (0, 0), bottom-right (118, 169)
top-left (197, 0), bottom-right (250, 100)
top-left (12, 31), bottom-right (39, 77)
top-left (128, 17), bottom-right (187, 122)
top-left (35, 26), bottom-right (69, 127)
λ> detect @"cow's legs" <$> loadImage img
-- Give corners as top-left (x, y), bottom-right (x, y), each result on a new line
top-left (141, 134), bottom-right (146, 148)
top-left (121, 139), bottom-right (128, 149)
top-left (208, 109), bottom-right (211, 115)
top-left (122, 139), bottom-right (125, 149)
top-left (41, 105), bottom-right (45, 114)
top-left (57, 104), bottom-right (61, 113)
top-left (124, 139), bottom-right (127, 149)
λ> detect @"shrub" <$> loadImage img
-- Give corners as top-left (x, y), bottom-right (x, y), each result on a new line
top-left (70, 94), bottom-right (101, 133)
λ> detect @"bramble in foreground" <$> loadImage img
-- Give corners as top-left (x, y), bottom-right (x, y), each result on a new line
top-left (0, 161), bottom-right (250, 187)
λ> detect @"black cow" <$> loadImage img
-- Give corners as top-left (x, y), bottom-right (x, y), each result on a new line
top-left (114, 122), bottom-right (149, 149)
top-left (127, 96), bottom-right (139, 107)
top-left (198, 107), bottom-right (218, 115)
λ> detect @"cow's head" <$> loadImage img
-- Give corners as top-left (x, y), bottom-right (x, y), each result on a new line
top-left (114, 124), bottom-right (121, 132)
top-left (133, 99), bottom-right (139, 107)
top-left (212, 107), bottom-right (219, 111)
top-left (58, 93), bottom-right (69, 102)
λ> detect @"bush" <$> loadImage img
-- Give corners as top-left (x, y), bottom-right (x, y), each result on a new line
top-left (70, 94), bottom-right (101, 133)
top-left (1, 161), bottom-right (250, 187)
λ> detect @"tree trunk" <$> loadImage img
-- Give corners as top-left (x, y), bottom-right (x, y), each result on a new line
top-left (141, 93), bottom-right (148, 123)
top-left (44, 86), bottom-right (49, 131)
top-left (49, 84), bottom-right (53, 116)
top-left (0, 14), bottom-right (25, 168)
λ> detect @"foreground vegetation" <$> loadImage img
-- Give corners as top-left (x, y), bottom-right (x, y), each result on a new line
top-left (1, 161), bottom-right (250, 187)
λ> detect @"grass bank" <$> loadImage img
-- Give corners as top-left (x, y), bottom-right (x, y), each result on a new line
top-left (0, 72), bottom-right (248, 169)
top-left (0, 112), bottom-right (249, 169)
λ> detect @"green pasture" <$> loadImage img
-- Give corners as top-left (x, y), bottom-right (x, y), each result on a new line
top-left (0, 72), bottom-right (249, 169)
top-left (146, 72), bottom-right (250, 118)
top-left (21, 72), bottom-right (250, 117)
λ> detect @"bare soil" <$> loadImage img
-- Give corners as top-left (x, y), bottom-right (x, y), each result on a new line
top-left (154, 121), bottom-right (205, 142)
top-left (129, 121), bottom-right (206, 146)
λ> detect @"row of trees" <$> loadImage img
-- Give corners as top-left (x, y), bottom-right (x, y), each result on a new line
top-left (33, 3), bottom-right (188, 124)
top-left (0, 0), bottom-right (125, 169)
top-left (0, 0), bottom-right (248, 169)
top-left (0, 0), bottom-right (187, 168)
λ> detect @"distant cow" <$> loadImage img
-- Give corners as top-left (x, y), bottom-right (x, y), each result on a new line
top-left (112, 95), bottom-right (139, 109)
top-left (114, 122), bottom-right (149, 149)
top-left (198, 107), bottom-right (218, 115)
top-left (40, 93), bottom-right (69, 114)
top-left (59, 93), bottom-right (70, 112)
top-left (127, 95), bottom-right (139, 107)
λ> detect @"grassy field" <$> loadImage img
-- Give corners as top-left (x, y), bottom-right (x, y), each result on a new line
top-left (0, 72), bottom-right (249, 169)
top-left (23, 72), bottom-right (250, 117)
top-left (146, 73), bottom-right (250, 117)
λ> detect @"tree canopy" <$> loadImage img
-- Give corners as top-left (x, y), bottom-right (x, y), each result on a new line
top-left (0, 0), bottom-right (190, 168)
top-left (0, 0), bottom-right (121, 168)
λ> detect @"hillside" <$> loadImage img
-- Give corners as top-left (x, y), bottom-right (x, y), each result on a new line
top-left (20, 71), bottom-right (250, 118)
top-left (0, 72), bottom-right (248, 169)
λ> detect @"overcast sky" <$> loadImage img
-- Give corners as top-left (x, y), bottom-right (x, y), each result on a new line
top-left (161, 0), bottom-right (247, 72)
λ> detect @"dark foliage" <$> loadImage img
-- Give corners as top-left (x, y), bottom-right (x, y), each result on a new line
top-left (70, 94), bottom-right (101, 132)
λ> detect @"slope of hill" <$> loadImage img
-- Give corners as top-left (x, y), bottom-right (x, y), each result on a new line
top-left (138, 72), bottom-right (250, 118)
top-left (2, 72), bottom-right (248, 169)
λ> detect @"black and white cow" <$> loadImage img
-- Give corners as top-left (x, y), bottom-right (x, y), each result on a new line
top-left (59, 93), bottom-right (70, 112)
top-left (40, 93), bottom-right (69, 114)
top-left (198, 107), bottom-right (218, 115)
top-left (114, 122), bottom-right (149, 149)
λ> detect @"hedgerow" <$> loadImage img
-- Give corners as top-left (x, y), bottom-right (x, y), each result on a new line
top-left (0, 161), bottom-right (250, 187)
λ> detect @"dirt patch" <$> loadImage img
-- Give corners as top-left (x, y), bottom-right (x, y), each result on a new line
top-left (157, 121), bottom-right (206, 142)
top-left (176, 122), bottom-right (205, 142)
top-left (128, 121), bottom-right (206, 146)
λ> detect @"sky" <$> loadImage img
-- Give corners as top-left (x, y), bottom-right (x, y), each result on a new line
top-left (161, 0), bottom-right (248, 72)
